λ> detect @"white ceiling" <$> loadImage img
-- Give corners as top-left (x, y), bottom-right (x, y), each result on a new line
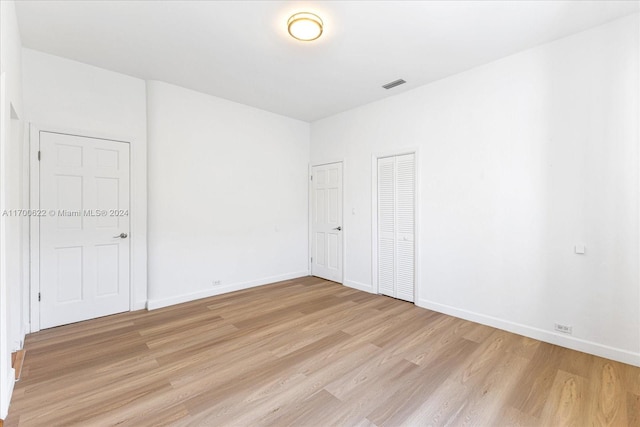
top-left (14, 1), bottom-right (639, 122)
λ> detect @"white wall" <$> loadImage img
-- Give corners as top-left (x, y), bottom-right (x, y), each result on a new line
top-left (146, 81), bottom-right (309, 308)
top-left (0, 1), bottom-right (23, 116)
top-left (311, 14), bottom-right (640, 366)
top-left (1, 39), bottom-right (153, 418)
top-left (0, 0), bottom-right (24, 418)
top-left (21, 48), bottom-right (148, 312)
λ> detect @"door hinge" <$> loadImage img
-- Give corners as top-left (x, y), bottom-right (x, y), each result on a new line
top-left (38, 292), bottom-right (41, 302)
top-left (310, 175), bottom-right (313, 181)
top-left (38, 151), bottom-right (41, 161)
top-left (311, 257), bottom-right (313, 263)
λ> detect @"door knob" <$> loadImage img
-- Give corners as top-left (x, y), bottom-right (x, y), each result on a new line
top-left (114, 232), bottom-right (128, 239)
top-left (333, 226), bottom-right (342, 231)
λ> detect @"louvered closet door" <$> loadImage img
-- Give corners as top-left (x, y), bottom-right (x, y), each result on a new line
top-left (378, 157), bottom-right (396, 297)
top-left (377, 153), bottom-right (415, 302)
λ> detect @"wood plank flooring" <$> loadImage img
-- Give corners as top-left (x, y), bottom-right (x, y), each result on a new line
top-left (4, 277), bottom-right (640, 426)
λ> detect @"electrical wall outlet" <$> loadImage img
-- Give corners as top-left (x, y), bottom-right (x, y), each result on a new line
top-left (554, 323), bottom-right (572, 335)
top-left (213, 280), bottom-right (221, 286)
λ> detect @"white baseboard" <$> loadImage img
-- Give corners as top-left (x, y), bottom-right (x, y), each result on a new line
top-left (344, 279), bottom-right (375, 294)
top-left (417, 298), bottom-right (640, 367)
top-left (8, 324), bottom-right (28, 354)
top-left (131, 301), bottom-right (147, 311)
top-left (146, 271), bottom-right (310, 310)
top-left (1, 368), bottom-right (15, 419)
top-left (21, 323), bottom-right (29, 348)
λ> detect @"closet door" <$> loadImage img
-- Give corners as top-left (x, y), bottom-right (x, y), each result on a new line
top-left (377, 153), bottom-right (415, 302)
top-left (377, 157), bottom-right (395, 297)
top-left (394, 154), bottom-right (415, 302)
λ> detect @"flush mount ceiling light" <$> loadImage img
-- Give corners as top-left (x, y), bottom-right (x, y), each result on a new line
top-left (288, 12), bottom-right (323, 41)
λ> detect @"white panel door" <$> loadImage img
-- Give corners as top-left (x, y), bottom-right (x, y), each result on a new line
top-left (377, 153), bottom-right (415, 302)
top-left (311, 163), bottom-right (343, 282)
top-left (39, 132), bottom-right (130, 329)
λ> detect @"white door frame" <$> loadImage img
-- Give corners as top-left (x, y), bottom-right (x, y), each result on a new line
top-left (308, 160), bottom-right (345, 284)
top-left (371, 148), bottom-right (420, 301)
top-left (20, 121), bottom-right (29, 341)
top-left (0, 71), bottom-right (13, 420)
top-left (29, 125), bottom-right (134, 332)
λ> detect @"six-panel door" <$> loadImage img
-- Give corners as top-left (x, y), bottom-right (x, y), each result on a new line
top-left (311, 163), bottom-right (343, 283)
top-left (39, 132), bottom-right (130, 329)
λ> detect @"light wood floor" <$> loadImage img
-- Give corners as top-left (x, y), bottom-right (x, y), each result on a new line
top-left (5, 277), bottom-right (640, 426)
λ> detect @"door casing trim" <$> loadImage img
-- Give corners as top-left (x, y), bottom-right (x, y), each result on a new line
top-left (29, 125), bottom-right (135, 332)
top-left (308, 159), bottom-right (345, 285)
top-left (371, 148), bottom-right (419, 301)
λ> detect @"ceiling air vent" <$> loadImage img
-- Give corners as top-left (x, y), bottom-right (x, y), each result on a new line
top-left (382, 79), bottom-right (406, 90)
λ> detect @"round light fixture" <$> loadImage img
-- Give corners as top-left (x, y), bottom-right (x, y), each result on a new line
top-left (287, 12), bottom-right (323, 41)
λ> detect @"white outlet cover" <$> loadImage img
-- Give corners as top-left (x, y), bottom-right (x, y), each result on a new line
top-left (574, 245), bottom-right (586, 254)
top-left (554, 323), bottom-right (573, 335)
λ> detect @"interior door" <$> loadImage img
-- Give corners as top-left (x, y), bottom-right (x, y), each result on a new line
top-left (378, 153), bottom-right (415, 302)
top-left (311, 162), bottom-right (343, 283)
top-left (39, 132), bottom-right (130, 329)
